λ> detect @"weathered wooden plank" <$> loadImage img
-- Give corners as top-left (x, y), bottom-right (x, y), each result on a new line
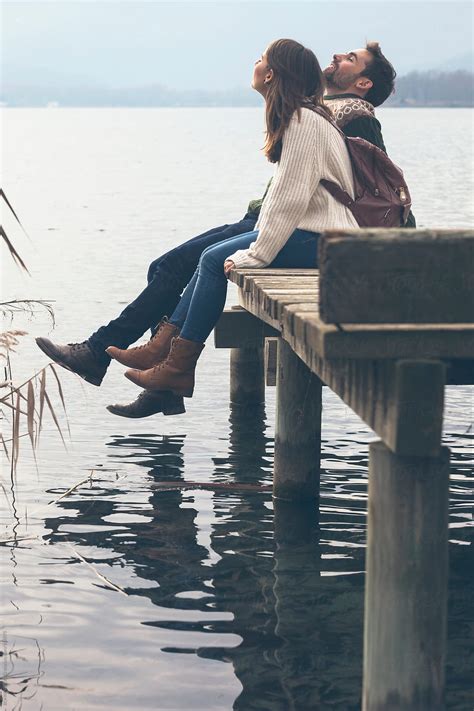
top-left (249, 280), bottom-right (317, 300)
top-left (263, 292), bottom-right (317, 320)
top-left (285, 306), bottom-right (474, 359)
top-left (318, 229), bottom-right (474, 324)
top-left (237, 283), bottom-right (474, 359)
top-left (364, 441), bottom-right (449, 711)
top-left (214, 307), bottom-right (278, 348)
top-left (230, 268), bottom-right (317, 290)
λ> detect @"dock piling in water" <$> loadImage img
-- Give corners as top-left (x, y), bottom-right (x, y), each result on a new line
top-left (274, 338), bottom-right (322, 502)
top-left (230, 345), bottom-right (265, 405)
top-left (364, 441), bottom-right (450, 711)
top-left (214, 228), bottom-right (474, 707)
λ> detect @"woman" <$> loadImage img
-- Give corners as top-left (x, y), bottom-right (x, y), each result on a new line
top-left (106, 38), bottom-right (358, 397)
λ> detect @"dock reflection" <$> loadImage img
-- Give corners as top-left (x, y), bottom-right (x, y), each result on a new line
top-left (43, 406), bottom-right (363, 709)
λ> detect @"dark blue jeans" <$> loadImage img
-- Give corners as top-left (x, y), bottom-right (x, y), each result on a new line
top-left (169, 229), bottom-right (320, 343)
top-left (88, 214), bottom-right (257, 359)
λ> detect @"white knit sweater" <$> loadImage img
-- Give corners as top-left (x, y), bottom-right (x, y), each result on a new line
top-left (228, 107), bottom-right (358, 269)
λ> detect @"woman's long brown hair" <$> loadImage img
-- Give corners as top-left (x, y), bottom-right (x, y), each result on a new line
top-left (263, 38), bottom-right (330, 163)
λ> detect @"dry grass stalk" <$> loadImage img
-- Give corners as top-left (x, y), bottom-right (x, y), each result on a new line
top-left (0, 224), bottom-right (29, 273)
top-left (1, 300), bottom-right (55, 325)
top-left (1, 194), bottom-right (67, 474)
top-left (0, 188), bottom-right (30, 272)
top-left (0, 535), bottom-right (39, 547)
top-left (1, 363), bottom-right (68, 472)
top-left (65, 542), bottom-right (128, 595)
top-left (0, 330), bottom-right (28, 354)
top-left (49, 470), bottom-right (94, 505)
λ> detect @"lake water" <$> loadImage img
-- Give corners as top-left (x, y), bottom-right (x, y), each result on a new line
top-left (1, 108), bottom-right (473, 710)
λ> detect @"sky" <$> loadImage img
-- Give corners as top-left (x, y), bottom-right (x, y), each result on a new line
top-left (2, 1), bottom-right (473, 90)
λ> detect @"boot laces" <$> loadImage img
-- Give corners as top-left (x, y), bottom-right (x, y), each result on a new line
top-left (150, 337), bottom-right (177, 374)
top-left (132, 321), bottom-right (166, 352)
top-left (67, 341), bottom-right (90, 351)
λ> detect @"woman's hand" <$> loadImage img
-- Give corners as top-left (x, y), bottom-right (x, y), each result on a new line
top-left (224, 260), bottom-right (236, 276)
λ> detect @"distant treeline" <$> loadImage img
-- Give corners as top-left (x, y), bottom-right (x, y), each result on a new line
top-left (386, 70), bottom-right (473, 107)
top-left (1, 70), bottom-right (473, 107)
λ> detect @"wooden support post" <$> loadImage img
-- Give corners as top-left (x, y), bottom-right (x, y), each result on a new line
top-left (273, 338), bottom-right (322, 501)
top-left (363, 441), bottom-right (450, 711)
top-left (265, 338), bottom-right (278, 386)
top-left (230, 345), bottom-right (265, 405)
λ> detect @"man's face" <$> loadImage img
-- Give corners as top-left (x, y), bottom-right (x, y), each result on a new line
top-left (323, 48), bottom-right (372, 91)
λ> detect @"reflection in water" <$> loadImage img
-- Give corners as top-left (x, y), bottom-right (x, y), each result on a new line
top-left (39, 406), bottom-right (364, 709)
top-left (1, 633), bottom-right (46, 707)
top-left (33, 404), bottom-right (472, 709)
top-left (2, 108), bottom-right (472, 709)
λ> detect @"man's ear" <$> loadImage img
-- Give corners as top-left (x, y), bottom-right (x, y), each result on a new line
top-left (355, 76), bottom-right (373, 92)
top-left (264, 68), bottom-right (274, 85)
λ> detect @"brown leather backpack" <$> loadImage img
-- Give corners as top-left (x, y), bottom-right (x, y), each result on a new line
top-left (316, 107), bottom-right (412, 227)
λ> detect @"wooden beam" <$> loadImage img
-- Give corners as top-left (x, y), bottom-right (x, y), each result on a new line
top-left (281, 346), bottom-right (446, 457)
top-left (265, 338), bottom-right (278, 386)
top-left (386, 360), bottom-right (446, 456)
top-left (214, 306), bottom-right (278, 348)
top-left (318, 229), bottom-right (474, 324)
top-left (273, 339), bottom-right (323, 501)
top-left (363, 441), bottom-right (449, 711)
top-left (233, 275), bottom-right (474, 360)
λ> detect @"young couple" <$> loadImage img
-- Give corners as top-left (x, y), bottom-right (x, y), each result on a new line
top-left (37, 39), bottom-right (407, 418)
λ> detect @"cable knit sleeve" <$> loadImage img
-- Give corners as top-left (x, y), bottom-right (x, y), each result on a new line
top-left (228, 108), bottom-right (322, 269)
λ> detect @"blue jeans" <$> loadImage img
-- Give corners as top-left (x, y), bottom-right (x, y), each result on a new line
top-left (169, 229), bottom-right (319, 343)
top-left (87, 214), bottom-right (257, 359)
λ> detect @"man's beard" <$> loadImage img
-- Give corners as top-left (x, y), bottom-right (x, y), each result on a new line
top-left (323, 65), bottom-right (355, 91)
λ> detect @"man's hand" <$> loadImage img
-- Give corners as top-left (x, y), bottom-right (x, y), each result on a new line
top-left (224, 260), bottom-right (235, 276)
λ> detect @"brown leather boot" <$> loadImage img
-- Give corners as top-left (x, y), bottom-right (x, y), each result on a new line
top-left (105, 319), bottom-right (180, 370)
top-left (124, 336), bottom-right (204, 397)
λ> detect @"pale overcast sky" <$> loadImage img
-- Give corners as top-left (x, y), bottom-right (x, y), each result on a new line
top-left (2, 1), bottom-right (473, 89)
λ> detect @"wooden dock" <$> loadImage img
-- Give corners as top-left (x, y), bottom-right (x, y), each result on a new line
top-left (214, 228), bottom-right (474, 711)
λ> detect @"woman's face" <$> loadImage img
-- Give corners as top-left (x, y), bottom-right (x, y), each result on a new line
top-left (252, 51), bottom-right (273, 95)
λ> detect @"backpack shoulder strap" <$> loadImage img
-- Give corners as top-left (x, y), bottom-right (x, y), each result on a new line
top-left (319, 179), bottom-right (354, 206)
top-left (311, 107), bottom-right (354, 205)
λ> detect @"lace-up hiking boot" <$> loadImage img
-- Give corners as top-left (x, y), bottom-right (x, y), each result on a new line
top-left (105, 319), bottom-right (180, 370)
top-left (35, 338), bottom-right (108, 386)
top-left (106, 390), bottom-right (185, 418)
top-left (125, 336), bottom-right (204, 397)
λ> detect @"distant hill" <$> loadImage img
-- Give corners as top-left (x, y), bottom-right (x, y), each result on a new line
top-left (386, 70), bottom-right (473, 107)
top-left (0, 83), bottom-right (261, 108)
top-left (1, 70), bottom-right (473, 108)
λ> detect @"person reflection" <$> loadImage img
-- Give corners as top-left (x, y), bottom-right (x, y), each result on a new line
top-left (44, 433), bottom-right (210, 607)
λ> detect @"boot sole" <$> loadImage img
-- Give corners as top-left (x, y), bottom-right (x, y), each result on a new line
top-left (35, 338), bottom-right (104, 387)
top-left (106, 402), bottom-right (186, 418)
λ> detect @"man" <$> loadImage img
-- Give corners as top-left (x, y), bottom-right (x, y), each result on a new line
top-left (323, 42), bottom-right (391, 150)
top-left (37, 42), bottom-right (408, 418)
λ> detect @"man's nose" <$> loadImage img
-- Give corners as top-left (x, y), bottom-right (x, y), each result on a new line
top-left (333, 53), bottom-right (343, 62)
